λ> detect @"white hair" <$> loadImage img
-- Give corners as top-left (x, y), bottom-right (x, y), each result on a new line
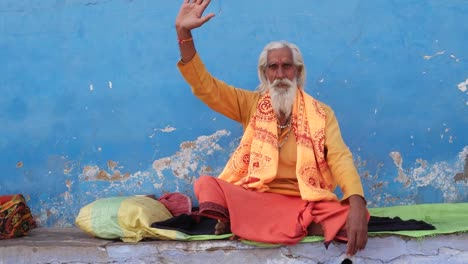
top-left (256, 41), bottom-right (306, 94)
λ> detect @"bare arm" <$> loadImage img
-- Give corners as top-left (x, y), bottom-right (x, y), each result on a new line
top-left (175, 0), bottom-right (215, 63)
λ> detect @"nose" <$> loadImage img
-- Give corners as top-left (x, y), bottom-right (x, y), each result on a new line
top-left (275, 67), bottom-right (286, 79)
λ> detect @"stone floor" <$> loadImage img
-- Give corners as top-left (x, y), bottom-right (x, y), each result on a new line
top-left (0, 228), bottom-right (467, 264)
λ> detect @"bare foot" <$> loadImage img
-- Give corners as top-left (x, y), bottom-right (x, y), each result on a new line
top-left (214, 220), bottom-right (231, 235)
top-left (307, 222), bottom-right (324, 236)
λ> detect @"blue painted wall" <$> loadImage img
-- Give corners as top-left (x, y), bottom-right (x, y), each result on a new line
top-left (1, 0), bottom-right (466, 227)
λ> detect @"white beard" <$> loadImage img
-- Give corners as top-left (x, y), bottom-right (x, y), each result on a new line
top-left (267, 78), bottom-right (297, 118)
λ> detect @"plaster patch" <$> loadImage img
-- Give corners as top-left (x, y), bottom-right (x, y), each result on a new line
top-left (389, 151), bottom-right (410, 186)
top-left (158, 126), bottom-right (176, 133)
top-left (388, 146), bottom-right (468, 203)
top-left (82, 165), bottom-right (100, 180)
top-left (457, 79), bottom-right (468, 93)
top-left (450, 54), bottom-right (461, 62)
top-left (81, 165), bottom-right (129, 182)
top-left (152, 130), bottom-right (230, 180)
top-left (423, 50), bottom-right (445, 60)
top-left (49, 130), bottom-right (233, 227)
top-left (107, 160), bottom-right (118, 170)
top-left (63, 191), bottom-right (72, 202)
top-left (36, 207), bottom-right (59, 226)
top-left (63, 160), bottom-right (79, 174)
top-left (66, 179), bottom-right (72, 191)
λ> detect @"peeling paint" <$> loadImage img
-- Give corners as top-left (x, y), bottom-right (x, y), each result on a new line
top-left (152, 130), bottom-right (230, 180)
top-left (153, 183), bottom-right (163, 189)
top-left (454, 150), bottom-right (468, 183)
top-left (107, 160), bottom-right (118, 170)
top-left (63, 161), bottom-right (79, 174)
top-left (385, 146), bottom-right (468, 204)
top-left (423, 50), bottom-right (445, 60)
top-left (457, 79), bottom-right (468, 92)
top-left (389, 151), bottom-right (410, 186)
top-left (16, 161), bottom-right (23, 168)
top-left (63, 191), bottom-right (72, 202)
top-left (90, 169), bottom-right (130, 182)
top-left (159, 126), bottom-right (176, 133)
top-left (82, 165), bottom-right (99, 180)
top-left (450, 54), bottom-right (461, 62)
top-left (80, 165), bottom-right (136, 192)
top-left (454, 172), bottom-right (467, 183)
top-left (63, 179), bottom-right (73, 202)
top-left (66, 179), bottom-right (72, 190)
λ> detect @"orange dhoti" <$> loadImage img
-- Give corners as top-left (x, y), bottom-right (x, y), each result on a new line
top-left (194, 175), bottom-right (369, 246)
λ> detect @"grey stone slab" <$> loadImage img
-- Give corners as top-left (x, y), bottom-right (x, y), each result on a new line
top-left (0, 228), bottom-right (467, 264)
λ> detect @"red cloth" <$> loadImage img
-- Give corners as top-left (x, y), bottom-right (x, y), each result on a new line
top-left (194, 176), bottom-right (366, 245)
top-left (158, 193), bottom-right (192, 217)
top-left (0, 194), bottom-right (36, 240)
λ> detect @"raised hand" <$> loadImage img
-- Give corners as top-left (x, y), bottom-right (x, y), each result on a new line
top-left (176, 0), bottom-right (215, 31)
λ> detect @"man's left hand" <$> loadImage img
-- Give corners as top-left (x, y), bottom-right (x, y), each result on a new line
top-left (345, 195), bottom-right (368, 256)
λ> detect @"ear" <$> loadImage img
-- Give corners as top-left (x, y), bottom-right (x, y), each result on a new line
top-left (296, 65), bottom-right (303, 74)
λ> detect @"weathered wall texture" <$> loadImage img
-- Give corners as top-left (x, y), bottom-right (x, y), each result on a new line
top-left (0, 0), bottom-right (466, 227)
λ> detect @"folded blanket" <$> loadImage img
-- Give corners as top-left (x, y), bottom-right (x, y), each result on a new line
top-left (152, 214), bottom-right (218, 236)
top-left (152, 214), bottom-right (435, 236)
top-left (367, 216), bottom-right (435, 232)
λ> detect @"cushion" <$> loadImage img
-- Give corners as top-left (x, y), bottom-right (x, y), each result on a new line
top-left (75, 195), bottom-right (173, 242)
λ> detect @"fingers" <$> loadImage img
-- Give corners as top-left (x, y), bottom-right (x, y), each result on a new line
top-left (346, 232), bottom-right (357, 256)
top-left (200, 0), bottom-right (211, 7)
top-left (346, 230), bottom-right (368, 256)
top-left (202, 12), bottom-right (216, 23)
top-left (192, 0), bottom-right (211, 8)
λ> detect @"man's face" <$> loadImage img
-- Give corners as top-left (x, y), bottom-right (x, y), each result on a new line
top-left (265, 47), bottom-right (298, 88)
top-left (265, 47), bottom-right (299, 117)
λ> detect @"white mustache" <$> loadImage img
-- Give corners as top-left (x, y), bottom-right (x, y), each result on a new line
top-left (271, 78), bottom-right (294, 88)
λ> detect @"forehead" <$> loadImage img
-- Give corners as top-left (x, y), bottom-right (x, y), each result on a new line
top-left (267, 47), bottom-right (293, 63)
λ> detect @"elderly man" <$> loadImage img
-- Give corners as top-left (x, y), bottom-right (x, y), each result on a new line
top-left (175, 0), bottom-right (369, 256)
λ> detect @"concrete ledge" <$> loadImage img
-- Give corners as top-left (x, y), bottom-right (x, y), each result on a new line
top-left (1, 228), bottom-right (467, 264)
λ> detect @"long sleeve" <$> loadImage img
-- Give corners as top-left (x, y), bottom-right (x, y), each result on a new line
top-left (322, 104), bottom-right (365, 201)
top-left (177, 53), bottom-right (258, 128)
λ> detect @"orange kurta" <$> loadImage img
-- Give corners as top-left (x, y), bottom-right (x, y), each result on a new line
top-left (178, 53), bottom-right (364, 201)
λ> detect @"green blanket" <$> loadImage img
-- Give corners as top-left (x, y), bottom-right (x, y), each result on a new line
top-left (367, 202), bottom-right (468, 237)
top-left (182, 203), bottom-right (468, 245)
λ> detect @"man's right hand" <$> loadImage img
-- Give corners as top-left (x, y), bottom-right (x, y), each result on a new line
top-left (176, 0), bottom-right (215, 32)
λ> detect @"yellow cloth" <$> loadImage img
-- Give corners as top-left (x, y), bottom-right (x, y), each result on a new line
top-left (218, 90), bottom-right (337, 201)
top-left (75, 196), bottom-right (173, 242)
top-left (178, 53), bottom-right (364, 201)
